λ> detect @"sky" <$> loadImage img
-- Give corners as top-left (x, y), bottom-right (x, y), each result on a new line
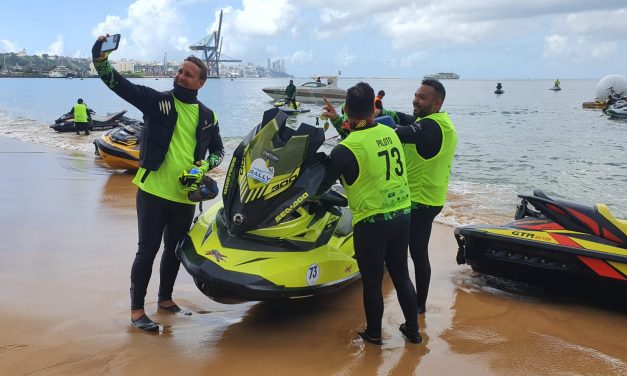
top-left (1, 0), bottom-right (626, 79)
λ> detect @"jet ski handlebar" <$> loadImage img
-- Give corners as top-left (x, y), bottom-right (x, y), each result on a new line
top-left (316, 187), bottom-right (348, 208)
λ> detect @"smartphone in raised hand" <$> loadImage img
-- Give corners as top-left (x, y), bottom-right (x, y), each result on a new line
top-left (101, 34), bottom-right (121, 53)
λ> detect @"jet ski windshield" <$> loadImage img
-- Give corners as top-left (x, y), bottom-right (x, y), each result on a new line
top-left (221, 108), bottom-right (326, 236)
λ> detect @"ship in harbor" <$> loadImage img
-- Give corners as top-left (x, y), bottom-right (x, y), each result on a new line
top-left (48, 66), bottom-right (69, 78)
top-left (423, 72), bottom-right (460, 80)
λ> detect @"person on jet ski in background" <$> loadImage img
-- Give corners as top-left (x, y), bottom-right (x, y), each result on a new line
top-left (70, 98), bottom-right (92, 135)
top-left (320, 83), bottom-right (421, 345)
top-left (284, 79), bottom-right (297, 109)
top-left (373, 90), bottom-right (385, 117)
top-left (385, 79), bottom-right (458, 314)
top-left (92, 35), bottom-right (224, 333)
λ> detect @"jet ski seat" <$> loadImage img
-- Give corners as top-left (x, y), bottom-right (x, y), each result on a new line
top-left (529, 189), bottom-right (626, 247)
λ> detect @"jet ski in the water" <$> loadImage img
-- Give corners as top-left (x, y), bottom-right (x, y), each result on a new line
top-left (93, 121), bottom-right (143, 171)
top-left (176, 108), bottom-right (359, 303)
top-left (455, 189), bottom-right (627, 304)
top-left (273, 98), bottom-right (311, 115)
top-left (605, 98), bottom-right (627, 118)
top-left (50, 110), bottom-right (128, 132)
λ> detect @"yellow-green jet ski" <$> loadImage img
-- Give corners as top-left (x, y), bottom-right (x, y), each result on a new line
top-left (176, 108), bottom-right (359, 303)
top-left (273, 98), bottom-right (311, 115)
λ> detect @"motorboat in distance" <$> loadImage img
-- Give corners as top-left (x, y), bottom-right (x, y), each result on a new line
top-left (262, 76), bottom-right (347, 102)
top-left (423, 72), bottom-right (460, 80)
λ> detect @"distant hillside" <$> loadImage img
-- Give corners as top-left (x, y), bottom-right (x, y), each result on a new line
top-left (0, 53), bottom-right (90, 77)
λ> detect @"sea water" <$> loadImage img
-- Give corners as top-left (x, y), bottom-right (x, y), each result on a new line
top-left (0, 77), bottom-right (625, 226)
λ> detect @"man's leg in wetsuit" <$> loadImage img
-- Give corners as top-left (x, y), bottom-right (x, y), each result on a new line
top-left (408, 205), bottom-right (442, 312)
top-left (353, 220), bottom-right (386, 339)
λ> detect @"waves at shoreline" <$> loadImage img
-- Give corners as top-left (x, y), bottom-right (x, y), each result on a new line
top-left (0, 111), bottom-right (517, 227)
top-left (3, 77), bottom-right (625, 228)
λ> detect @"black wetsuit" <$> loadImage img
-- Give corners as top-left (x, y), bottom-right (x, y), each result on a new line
top-left (321, 124), bottom-right (419, 338)
top-left (394, 112), bottom-right (444, 312)
top-left (93, 58), bottom-right (224, 311)
top-left (284, 83), bottom-right (297, 109)
top-left (133, 189), bottom-right (195, 309)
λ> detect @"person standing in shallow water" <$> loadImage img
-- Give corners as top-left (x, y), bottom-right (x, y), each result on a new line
top-left (92, 35), bottom-right (224, 332)
top-left (71, 98), bottom-right (91, 135)
top-left (387, 79), bottom-right (458, 314)
top-left (320, 83), bottom-right (421, 345)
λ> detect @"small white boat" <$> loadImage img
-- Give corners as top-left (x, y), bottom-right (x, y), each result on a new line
top-left (262, 76), bottom-right (346, 102)
top-left (423, 72), bottom-right (460, 80)
top-left (49, 66), bottom-right (69, 78)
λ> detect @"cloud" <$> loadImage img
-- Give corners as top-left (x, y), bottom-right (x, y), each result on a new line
top-left (205, 1), bottom-right (298, 63)
top-left (543, 34), bottom-right (617, 61)
top-left (288, 50), bottom-right (314, 64)
top-left (173, 36), bottom-right (190, 52)
top-left (80, 0), bottom-right (627, 77)
top-left (230, 0), bottom-right (296, 36)
top-left (302, 2), bottom-right (627, 51)
top-left (266, 45), bottom-right (278, 55)
top-left (335, 47), bottom-right (356, 66)
top-left (561, 8), bottom-right (627, 37)
top-left (319, 8), bottom-right (349, 24)
top-left (36, 34), bottom-right (64, 56)
top-left (538, 6), bottom-right (627, 65)
top-left (92, 0), bottom-right (188, 60)
top-left (1, 39), bottom-right (19, 53)
top-left (399, 51), bottom-right (428, 67)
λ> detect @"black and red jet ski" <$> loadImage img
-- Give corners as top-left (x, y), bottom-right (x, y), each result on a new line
top-left (454, 189), bottom-right (627, 304)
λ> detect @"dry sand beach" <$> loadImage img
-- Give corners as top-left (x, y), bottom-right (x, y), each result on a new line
top-left (1, 136), bottom-right (626, 375)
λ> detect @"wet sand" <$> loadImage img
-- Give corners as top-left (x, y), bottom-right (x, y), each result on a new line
top-left (1, 136), bottom-right (626, 375)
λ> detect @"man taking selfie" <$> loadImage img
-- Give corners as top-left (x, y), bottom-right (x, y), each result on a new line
top-left (92, 35), bottom-right (224, 332)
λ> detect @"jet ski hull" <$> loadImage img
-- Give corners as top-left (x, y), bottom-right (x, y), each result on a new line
top-left (177, 108), bottom-right (360, 303)
top-left (277, 106), bottom-right (311, 115)
top-left (50, 110), bottom-right (128, 132)
top-left (94, 124), bottom-right (141, 170)
top-left (455, 218), bottom-right (627, 303)
top-left (177, 202), bottom-right (359, 303)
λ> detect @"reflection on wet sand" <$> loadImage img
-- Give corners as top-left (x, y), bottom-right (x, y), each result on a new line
top-left (207, 273), bottom-right (428, 376)
top-left (99, 171), bottom-right (135, 211)
top-left (443, 275), bottom-right (627, 375)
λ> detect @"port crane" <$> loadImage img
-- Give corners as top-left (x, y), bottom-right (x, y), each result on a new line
top-left (189, 10), bottom-right (241, 78)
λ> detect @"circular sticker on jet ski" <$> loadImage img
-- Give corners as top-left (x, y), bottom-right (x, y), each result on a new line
top-left (306, 263), bottom-right (320, 286)
top-left (248, 158), bottom-right (274, 184)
